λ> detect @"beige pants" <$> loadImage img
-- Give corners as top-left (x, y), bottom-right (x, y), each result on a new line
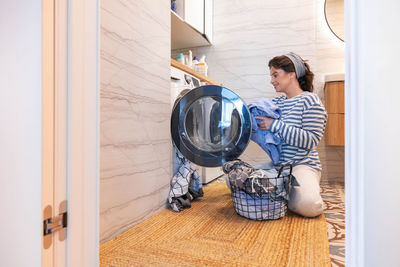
top-left (288, 165), bottom-right (324, 217)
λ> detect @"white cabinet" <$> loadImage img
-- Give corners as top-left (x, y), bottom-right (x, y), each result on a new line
top-left (171, 0), bottom-right (213, 50)
top-left (184, 0), bottom-right (204, 34)
top-left (204, 0), bottom-right (213, 43)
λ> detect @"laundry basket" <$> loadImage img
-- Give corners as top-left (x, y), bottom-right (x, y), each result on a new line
top-left (229, 163), bottom-right (293, 220)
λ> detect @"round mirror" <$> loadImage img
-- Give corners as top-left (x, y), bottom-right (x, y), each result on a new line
top-left (324, 0), bottom-right (344, 42)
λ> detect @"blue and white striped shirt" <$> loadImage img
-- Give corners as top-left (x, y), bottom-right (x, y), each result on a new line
top-left (270, 92), bottom-right (327, 170)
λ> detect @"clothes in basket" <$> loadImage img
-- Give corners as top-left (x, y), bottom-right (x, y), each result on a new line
top-left (223, 160), bottom-right (294, 220)
top-left (231, 190), bottom-right (287, 220)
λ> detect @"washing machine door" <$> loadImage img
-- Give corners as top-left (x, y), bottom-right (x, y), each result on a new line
top-left (171, 85), bottom-right (252, 167)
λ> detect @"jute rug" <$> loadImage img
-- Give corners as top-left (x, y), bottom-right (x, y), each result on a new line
top-left (100, 182), bottom-right (331, 267)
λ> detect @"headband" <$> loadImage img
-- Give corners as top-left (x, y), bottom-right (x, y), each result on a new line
top-left (285, 53), bottom-right (306, 79)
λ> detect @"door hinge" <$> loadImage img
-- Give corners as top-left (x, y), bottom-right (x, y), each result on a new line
top-left (43, 211), bottom-right (67, 236)
top-left (43, 200), bottom-right (67, 249)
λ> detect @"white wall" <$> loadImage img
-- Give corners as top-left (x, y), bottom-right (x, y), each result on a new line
top-left (347, 0), bottom-right (400, 266)
top-left (0, 1), bottom-right (42, 266)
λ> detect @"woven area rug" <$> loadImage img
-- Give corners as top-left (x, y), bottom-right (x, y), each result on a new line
top-left (100, 182), bottom-right (331, 267)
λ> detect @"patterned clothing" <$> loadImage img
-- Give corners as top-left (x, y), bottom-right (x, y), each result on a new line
top-left (222, 160), bottom-right (292, 199)
top-left (270, 92), bottom-right (327, 170)
top-left (223, 160), bottom-right (294, 220)
top-left (168, 149), bottom-right (204, 212)
top-left (222, 159), bottom-right (254, 188)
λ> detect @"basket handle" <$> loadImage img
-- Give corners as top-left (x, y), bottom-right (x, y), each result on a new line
top-left (277, 163), bottom-right (292, 178)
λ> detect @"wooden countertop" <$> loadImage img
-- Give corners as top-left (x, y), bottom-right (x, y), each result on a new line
top-left (171, 58), bottom-right (222, 85)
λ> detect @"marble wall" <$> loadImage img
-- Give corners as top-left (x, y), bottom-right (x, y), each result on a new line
top-left (173, 0), bottom-right (345, 183)
top-left (100, 0), bottom-right (171, 243)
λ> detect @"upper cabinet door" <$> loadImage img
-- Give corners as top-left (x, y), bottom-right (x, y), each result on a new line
top-left (185, 0), bottom-right (204, 34)
top-left (171, 0), bottom-right (213, 49)
top-left (204, 0), bottom-right (213, 43)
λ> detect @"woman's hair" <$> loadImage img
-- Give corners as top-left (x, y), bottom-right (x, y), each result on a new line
top-left (268, 54), bottom-right (314, 92)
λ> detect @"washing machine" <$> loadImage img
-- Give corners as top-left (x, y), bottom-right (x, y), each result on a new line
top-left (170, 84), bottom-right (252, 177)
top-left (171, 66), bottom-right (200, 108)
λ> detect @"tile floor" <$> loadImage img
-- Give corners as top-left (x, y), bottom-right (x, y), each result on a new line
top-left (321, 182), bottom-right (345, 267)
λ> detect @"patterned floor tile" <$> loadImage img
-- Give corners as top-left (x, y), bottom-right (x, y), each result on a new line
top-left (321, 183), bottom-right (345, 267)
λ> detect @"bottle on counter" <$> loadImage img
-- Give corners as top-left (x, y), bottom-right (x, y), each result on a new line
top-left (196, 55), bottom-right (208, 76)
top-left (192, 56), bottom-right (199, 70)
top-left (187, 50), bottom-right (193, 68)
top-left (177, 53), bottom-right (185, 65)
top-left (184, 55), bottom-right (189, 66)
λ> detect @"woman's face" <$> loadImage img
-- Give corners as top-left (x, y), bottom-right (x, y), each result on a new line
top-left (269, 66), bottom-right (293, 93)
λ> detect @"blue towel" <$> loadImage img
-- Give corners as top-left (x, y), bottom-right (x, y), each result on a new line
top-left (248, 99), bottom-right (282, 165)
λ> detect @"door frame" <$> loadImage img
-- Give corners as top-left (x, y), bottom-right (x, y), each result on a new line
top-left (346, 0), bottom-right (363, 265)
top-left (51, 0), bottom-right (366, 265)
top-left (42, 0), bottom-right (70, 265)
top-left (42, 0), bottom-right (99, 266)
top-left (41, 0), bottom-right (57, 264)
top-left (67, 0), bottom-right (99, 266)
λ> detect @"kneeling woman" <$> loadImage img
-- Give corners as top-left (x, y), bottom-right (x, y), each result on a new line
top-left (255, 53), bottom-right (327, 217)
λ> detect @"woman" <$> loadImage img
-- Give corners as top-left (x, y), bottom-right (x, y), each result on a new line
top-left (255, 53), bottom-right (327, 217)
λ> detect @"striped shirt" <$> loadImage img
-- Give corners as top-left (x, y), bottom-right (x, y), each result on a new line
top-left (270, 92), bottom-right (327, 170)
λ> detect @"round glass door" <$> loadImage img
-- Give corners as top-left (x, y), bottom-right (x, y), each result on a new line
top-left (171, 85), bottom-right (252, 167)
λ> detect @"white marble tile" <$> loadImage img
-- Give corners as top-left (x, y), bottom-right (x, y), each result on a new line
top-left (100, 0), bottom-right (170, 243)
top-left (100, 183), bottom-right (169, 243)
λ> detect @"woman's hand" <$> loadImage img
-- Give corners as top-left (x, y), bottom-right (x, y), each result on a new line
top-left (254, 116), bottom-right (274, 130)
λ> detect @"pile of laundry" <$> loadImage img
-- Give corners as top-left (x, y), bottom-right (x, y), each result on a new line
top-left (168, 149), bottom-right (204, 212)
top-left (222, 160), bottom-right (294, 220)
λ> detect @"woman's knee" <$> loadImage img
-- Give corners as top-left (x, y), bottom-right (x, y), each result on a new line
top-left (288, 196), bottom-right (324, 217)
top-left (289, 164), bottom-right (324, 217)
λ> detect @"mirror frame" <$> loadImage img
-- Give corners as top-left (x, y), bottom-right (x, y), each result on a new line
top-left (324, 0), bottom-right (344, 42)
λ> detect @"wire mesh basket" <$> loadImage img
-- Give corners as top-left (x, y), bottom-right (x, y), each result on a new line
top-left (229, 163), bottom-right (293, 220)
